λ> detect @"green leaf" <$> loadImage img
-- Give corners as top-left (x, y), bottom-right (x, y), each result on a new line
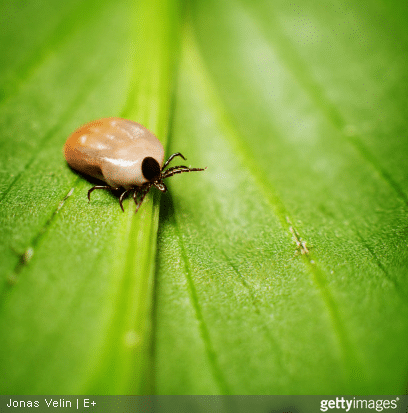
top-left (154, 0), bottom-right (408, 394)
top-left (1, 0), bottom-right (408, 396)
top-left (0, 0), bottom-right (180, 394)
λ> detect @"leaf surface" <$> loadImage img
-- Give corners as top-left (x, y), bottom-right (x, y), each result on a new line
top-left (0, 0), bottom-right (180, 394)
top-left (153, 0), bottom-right (408, 394)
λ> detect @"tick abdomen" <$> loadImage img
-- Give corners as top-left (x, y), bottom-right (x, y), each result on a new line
top-left (64, 117), bottom-right (164, 188)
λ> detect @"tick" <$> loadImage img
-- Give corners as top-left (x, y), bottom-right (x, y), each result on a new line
top-left (64, 117), bottom-right (206, 213)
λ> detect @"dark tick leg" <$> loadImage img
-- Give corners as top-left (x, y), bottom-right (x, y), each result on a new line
top-left (162, 152), bottom-right (186, 169)
top-left (134, 185), bottom-right (151, 214)
top-left (88, 185), bottom-right (116, 202)
top-left (132, 187), bottom-right (141, 207)
top-left (119, 189), bottom-right (131, 212)
top-left (162, 167), bottom-right (206, 179)
top-left (162, 165), bottom-right (189, 174)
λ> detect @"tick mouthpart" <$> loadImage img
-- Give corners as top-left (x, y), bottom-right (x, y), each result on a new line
top-left (154, 181), bottom-right (167, 192)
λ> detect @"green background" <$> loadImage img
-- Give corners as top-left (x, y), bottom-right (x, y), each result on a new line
top-left (0, 0), bottom-right (407, 394)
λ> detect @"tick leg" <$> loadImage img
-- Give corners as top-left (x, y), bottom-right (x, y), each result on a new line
top-left (162, 165), bottom-right (189, 174)
top-left (162, 166), bottom-right (206, 179)
top-left (88, 185), bottom-right (116, 202)
top-left (119, 189), bottom-right (131, 212)
top-left (133, 185), bottom-right (151, 214)
top-left (162, 153), bottom-right (186, 169)
top-left (132, 187), bottom-right (141, 205)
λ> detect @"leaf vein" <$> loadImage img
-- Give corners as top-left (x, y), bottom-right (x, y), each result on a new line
top-left (15, 182), bottom-right (78, 274)
top-left (221, 250), bottom-right (285, 370)
top-left (187, 26), bottom-right (359, 378)
top-left (0, 75), bottom-right (101, 203)
top-left (173, 213), bottom-right (231, 395)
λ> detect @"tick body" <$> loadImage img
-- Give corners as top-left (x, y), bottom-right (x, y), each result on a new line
top-left (64, 117), bottom-right (205, 213)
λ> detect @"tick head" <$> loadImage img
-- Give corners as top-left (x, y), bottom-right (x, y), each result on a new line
top-left (142, 156), bottom-right (161, 182)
